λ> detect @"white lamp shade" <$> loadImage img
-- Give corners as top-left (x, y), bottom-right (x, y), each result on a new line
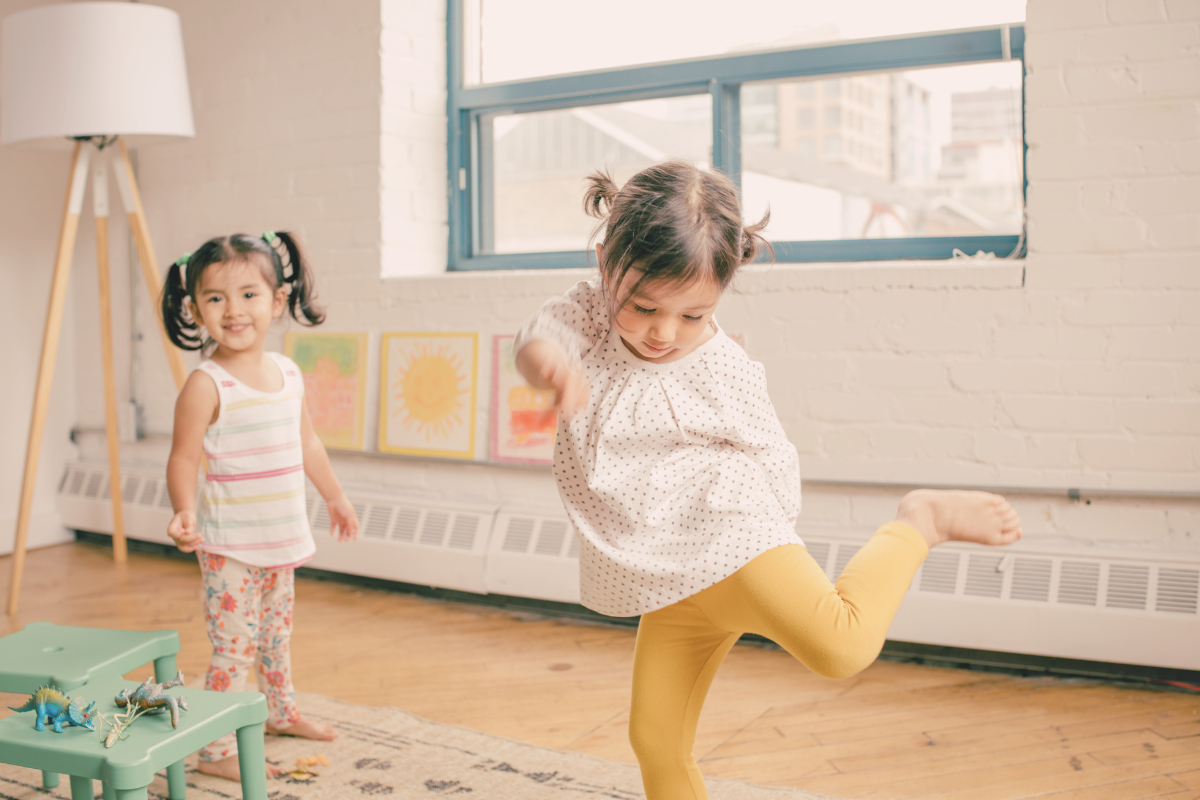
top-left (1, 2), bottom-right (194, 146)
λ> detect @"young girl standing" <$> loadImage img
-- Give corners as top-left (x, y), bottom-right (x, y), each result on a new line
top-left (515, 162), bottom-right (1024, 800)
top-left (161, 232), bottom-right (359, 780)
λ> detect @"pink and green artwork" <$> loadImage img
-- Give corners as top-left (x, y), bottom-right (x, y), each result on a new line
top-left (284, 332), bottom-right (368, 451)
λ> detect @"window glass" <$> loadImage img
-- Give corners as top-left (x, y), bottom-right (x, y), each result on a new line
top-left (480, 95), bottom-right (712, 254)
top-left (468, 0), bottom-right (1025, 85)
top-left (740, 60), bottom-right (1023, 242)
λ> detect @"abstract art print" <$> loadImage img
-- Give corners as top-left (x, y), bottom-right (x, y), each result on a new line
top-left (491, 335), bottom-right (556, 465)
top-left (380, 333), bottom-right (478, 459)
top-left (284, 332), bottom-right (368, 450)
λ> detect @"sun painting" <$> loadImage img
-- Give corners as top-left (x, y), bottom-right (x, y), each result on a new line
top-left (380, 333), bottom-right (478, 459)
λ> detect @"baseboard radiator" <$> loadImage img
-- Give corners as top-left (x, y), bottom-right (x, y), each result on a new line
top-left (59, 461), bottom-right (1199, 672)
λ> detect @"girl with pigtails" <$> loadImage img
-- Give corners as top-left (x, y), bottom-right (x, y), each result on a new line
top-left (160, 232), bottom-right (359, 781)
top-left (514, 161), bottom-right (1024, 800)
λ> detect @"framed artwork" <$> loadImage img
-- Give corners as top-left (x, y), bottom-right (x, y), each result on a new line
top-left (284, 332), bottom-right (368, 450)
top-left (379, 333), bottom-right (478, 459)
top-left (491, 335), bottom-right (557, 465)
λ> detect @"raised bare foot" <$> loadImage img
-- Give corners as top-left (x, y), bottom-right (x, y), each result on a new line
top-left (196, 756), bottom-right (283, 782)
top-left (896, 489), bottom-right (1023, 550)
top-left (265, 716), bottom-right (338, 741)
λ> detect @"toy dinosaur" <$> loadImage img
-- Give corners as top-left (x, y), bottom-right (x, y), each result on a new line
top-left (8, 686), bottom-right (97, 733)
top-left (114, 670), bottom-right (189, 728)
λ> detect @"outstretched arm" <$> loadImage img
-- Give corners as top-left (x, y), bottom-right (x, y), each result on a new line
top-left (166, 371), bottom-right (218, 552)
top-left (514, 277), bottom-right (609, 415)
top-left (515, 339), bottom-right (589, 415)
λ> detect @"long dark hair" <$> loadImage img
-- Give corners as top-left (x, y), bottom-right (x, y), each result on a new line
top-left (160, 231), bottom-right (325, 351)
top-left (583, 160), bottom-right (771, 312)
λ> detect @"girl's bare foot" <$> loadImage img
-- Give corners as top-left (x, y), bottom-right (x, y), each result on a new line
top-left (197, 756), bottom-right (283, 782)
top-left (265, 716), bottom-right (337, 741)
top-left (896, 489), bottom-right (1023, 550)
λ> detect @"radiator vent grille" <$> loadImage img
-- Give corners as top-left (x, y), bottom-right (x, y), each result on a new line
top-left (1010, 557), bottom-right (1052, 602)
top-left (139, 479), bottom-right (159, 506)
top-left (1106, 564), bottom-right (1149, 610)
top-left (392, 508), bottom-right (420, 542)
top-left (363, 506), bottom-right (392, 540)
top-left (535, 520), bottom-right (568, 556)
top-left (449, 514), bottom-right (481, 550)
top-left (503, 517), bottom-right (535, 553)
top-left (964, 555), bottom-right (1005, 599)
top-left (920, 551), bottom-right (960, 594)
top-left (1058, 561), bottom-right (1101, 607)
top-left (1157, 569), bottom-right (1200, 614)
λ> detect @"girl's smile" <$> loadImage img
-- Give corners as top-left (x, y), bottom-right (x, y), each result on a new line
top-left (189, 260), bottom-right (287, 355)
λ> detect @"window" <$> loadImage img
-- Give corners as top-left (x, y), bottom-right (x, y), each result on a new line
top-left (449, 2), bottom-right (1026, 269)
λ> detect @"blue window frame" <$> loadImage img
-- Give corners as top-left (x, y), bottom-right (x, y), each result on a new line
top-left (447, 6), bottom-right (1025, 272)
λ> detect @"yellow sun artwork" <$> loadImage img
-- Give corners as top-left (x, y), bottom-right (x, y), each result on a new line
top-left (380, 333), bottom-right (478, 459)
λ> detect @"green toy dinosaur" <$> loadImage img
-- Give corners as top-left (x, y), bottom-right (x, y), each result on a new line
top-left (8, 686), bottom-right (97, 733)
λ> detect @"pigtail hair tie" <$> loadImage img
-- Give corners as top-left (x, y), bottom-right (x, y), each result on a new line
top-left (261, 231), bottom-right (295, 290)
top-left (174, 252), bottom-right (192, 285)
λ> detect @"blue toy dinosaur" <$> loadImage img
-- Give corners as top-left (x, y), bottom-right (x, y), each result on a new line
top-left (8, 686), bottom-right (97, 733)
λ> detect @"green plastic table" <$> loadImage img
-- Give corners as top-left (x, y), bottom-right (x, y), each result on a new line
top-left (0, 622), bottom-right (183, 794)
top-left (0, 673), bottom-right (267, 800)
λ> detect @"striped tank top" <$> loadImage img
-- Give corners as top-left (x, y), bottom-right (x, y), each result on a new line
top-left (195, 352), bottom-right (315, 569)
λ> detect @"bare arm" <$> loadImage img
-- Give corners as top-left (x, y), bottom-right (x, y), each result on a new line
top-left (165, 370), bottom-right (218, 552)
top-left (300, 401), bottom-right (359, 541)
top-left (516, 338), bottom-right (589, 415)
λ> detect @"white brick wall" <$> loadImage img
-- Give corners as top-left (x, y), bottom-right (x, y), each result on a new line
top-left (30, 0), bottom-right (1200, 558)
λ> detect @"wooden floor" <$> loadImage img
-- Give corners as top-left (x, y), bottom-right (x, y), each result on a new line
top-left (2, 541), bottom-right (1198, 800)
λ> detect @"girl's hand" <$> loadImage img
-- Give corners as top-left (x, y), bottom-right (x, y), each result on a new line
top-left (167, 510), bottom-right (203, 553)
top-left (326, 494), bottom-right (360, 542)
top-left (540, 355), bottom-right (589, 416)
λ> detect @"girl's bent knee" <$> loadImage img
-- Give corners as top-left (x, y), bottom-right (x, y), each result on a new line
top-left (803, 642), bottom-right (882, 680)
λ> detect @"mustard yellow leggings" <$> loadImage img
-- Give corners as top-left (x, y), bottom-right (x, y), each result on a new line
top-left (629, 522), bottom-right (928, 800)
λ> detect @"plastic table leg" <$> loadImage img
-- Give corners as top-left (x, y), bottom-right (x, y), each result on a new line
top-left (69, 775), bottom-right (94, 800)
top-left (235, 724), bottom-right (268, 800)
top-left (153, 653), bottom-right (188, 800)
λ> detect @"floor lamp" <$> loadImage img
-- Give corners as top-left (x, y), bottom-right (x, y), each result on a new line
top-left (2, 2), bottom-right (195, 614)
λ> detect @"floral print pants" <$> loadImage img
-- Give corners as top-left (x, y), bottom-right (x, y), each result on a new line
top-left (197, 552), bottom-right (300, 761)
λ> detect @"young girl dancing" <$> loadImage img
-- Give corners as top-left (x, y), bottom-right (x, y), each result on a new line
top-left (515, 161), bottom-right (1023, 800)
top-left (161, 232), bottom-right (360, 780)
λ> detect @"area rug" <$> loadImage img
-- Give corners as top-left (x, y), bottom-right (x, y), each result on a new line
top-left (0, 692), bottom-right (841, 800)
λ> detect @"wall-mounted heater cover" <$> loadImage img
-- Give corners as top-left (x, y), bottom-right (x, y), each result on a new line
top-left (58, 461), bottom-right (1199, 671)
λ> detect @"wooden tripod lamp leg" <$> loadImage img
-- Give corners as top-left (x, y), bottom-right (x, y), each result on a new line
top-left (8, 143), bottom-right (90, 616)
top-left (113, 138), bottom-right (187, 392)
top-left (92, 149), bottom-right (128, 563)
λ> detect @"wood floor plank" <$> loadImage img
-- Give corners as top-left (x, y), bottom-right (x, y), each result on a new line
top-left (1171, 768), bottom-right (1200, 790)
top-left (1031, 775), bottom-right (1189, 800)
top-left (915, 753), bottom-right (1200, 800)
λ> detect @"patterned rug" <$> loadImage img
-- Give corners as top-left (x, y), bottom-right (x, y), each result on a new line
top-left (0, 692), bottom-right (841, 800)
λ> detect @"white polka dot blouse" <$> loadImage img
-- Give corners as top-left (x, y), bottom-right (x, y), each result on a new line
top-left (515, 277), bottom-right (803, 617)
